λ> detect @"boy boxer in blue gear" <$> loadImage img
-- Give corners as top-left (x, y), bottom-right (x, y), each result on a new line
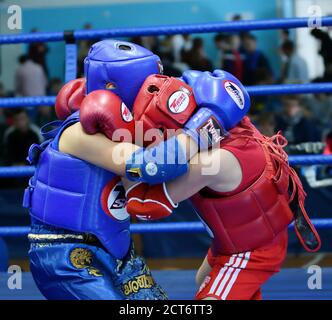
top-left (24, 40), bottom-right (182, 300)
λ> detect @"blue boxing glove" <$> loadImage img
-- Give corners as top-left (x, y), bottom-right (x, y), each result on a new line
top-left (180, 70), bottom-right (204, 87)
top-left (183, 69), bottom-right (251, 150)
top-left (125, 136), bottom-right (188, 185)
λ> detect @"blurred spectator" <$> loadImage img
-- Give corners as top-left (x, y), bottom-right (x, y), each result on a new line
top-left (0, 82), bottom-right (5, 97)
top-left (311, 29), bottom-right (332, 74)
top-left (35, 107), bottom-right (57, 128)
top-left (156, 36), bottom-right (184, 77)
top-left (34, 78), bottom-right (61, 127)
top-left (3, 109), bottom-right (42, 166)
top-left (48, 77), bottom-right (63, 95)
top-left (280, 29), bottom-right (290, 44)
top-left (323, 130), bottom-right (332, 155)
top-left (182, 35), bottom-right (193, 53)
top-left (166, 34), bottom-right (192, 67)
top-left (28, 28), bottom-right (49, 76)
top-left (169, 35), bottom-right (186, 63)
top-left (242, 33), bottom-right (273, 85)
top-left (159, 35), bottom-right (175, 62)
top-left (231, 14), bottom-right (242, 21)
top-left (275, 97), bottom-right (321, 145)
top-left (214, 33), bottom-right (227, 68)
top-left (0, 83), bottom-right (7, 164)
top-left (229, 14), bottom-right (247, 53)
top-left (307, 79), bottom-right (332, 131)
top-left (143, 36), bottom-right (161, 55)
top-left (183, 37), bottom-right (212, 72)
top-left (280, 40), bottom-right (309, 84)
top-left (214, 33), bottom-right (244, 81)
top-left (255, 112), bottom-right (276, 137)
top-left (15, 54), bottom-right (47, 97)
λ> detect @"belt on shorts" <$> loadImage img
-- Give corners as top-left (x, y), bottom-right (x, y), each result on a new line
top-left (28, 222), bottom-right (102, 247)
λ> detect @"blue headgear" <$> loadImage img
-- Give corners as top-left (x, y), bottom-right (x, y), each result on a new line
top-left (84, 39), bottom-right (163, 109)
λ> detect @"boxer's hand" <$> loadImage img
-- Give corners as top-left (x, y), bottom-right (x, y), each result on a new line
top-left (80, 90), bottom-right (135, 141)
top-left (55, 78), bottom-right (86, 120)
top-left (126, 183), bottom-right (177, 220)
top-left (184, 70), bottom-right (251, 150)
top-left (125, 135), bottom-right (188, 184)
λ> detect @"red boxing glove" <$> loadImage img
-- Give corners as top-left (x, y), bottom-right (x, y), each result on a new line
top-left (133, 75), bottom-right (197, 134)
top-left (80, 90), bottom-right (135, 142)
top-left (126, 182), bottom-right (177, 220)
top-left (55, 78), bottom-right (86, 120)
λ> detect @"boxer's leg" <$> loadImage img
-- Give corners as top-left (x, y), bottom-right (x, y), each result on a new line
top-left (113, 244), bottom-right (168, 300)
top-left (196, 231), bottom-right (288, 300)
top-left (196, 255), bottom-right (211, 286)
top-left (195, 252), bottom-right (268, 300)
top-left (29, 242), bottom-right (124, 300)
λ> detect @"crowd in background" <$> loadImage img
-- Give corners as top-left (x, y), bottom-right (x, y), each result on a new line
top-left (1, 15), bottom-right (332, 169)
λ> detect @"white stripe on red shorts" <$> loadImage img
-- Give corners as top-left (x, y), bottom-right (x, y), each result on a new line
top-left (208, 251), bottom-right (251, 299)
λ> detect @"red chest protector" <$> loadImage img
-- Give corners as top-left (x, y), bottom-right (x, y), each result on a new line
top-left (191, 117), bottom-right (321, 255)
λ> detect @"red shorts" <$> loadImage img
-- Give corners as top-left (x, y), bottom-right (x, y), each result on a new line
top-left (195, 230), bottom-right (288, 300)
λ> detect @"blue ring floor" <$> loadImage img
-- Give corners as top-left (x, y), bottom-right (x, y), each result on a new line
top-left (0, 268), bottom-right (331, 300)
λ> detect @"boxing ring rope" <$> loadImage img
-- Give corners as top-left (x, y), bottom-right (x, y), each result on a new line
top-left (1, 219), bottom-right (332, 238)
top-left (1, 17), bottom-right (332, 44)
top-left (1, 155), bottom-right (332, 178)
top-left (1, 16), bottom-right (332, 240)
top-left (1, 82), bottom-right (332, 108)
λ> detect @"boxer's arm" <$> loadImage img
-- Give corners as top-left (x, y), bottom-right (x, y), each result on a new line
top-left (167, 148), bottom-right (241, 202)
top-left (59, 122), bottom-right (139, 176)
top-left (124, 148), bottom-right (242, 219)
top-left (125, 72), bottom-right (250, 185)
top-left (57, 88), bottom-right (188, 182)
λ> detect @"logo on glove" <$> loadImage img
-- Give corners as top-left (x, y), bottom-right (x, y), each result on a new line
top-left (121, 102), bottom-right (134, 122)
top-left (199, 116), bottom-right (225, 147)
top-left (167, 90), bottom-right (190, 114)
top-left (224, 81), bottom-right (245, 110)
top-left (101, 178), bottom-right (129, 221)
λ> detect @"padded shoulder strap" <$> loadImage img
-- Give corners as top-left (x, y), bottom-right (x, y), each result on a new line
top-left (51, 111), bottom-right (80, 150)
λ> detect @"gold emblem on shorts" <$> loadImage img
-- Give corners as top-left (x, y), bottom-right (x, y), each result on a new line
top-left (70, 248), bottom-right (93, 268)
top-left (122, 274), bottom-right (155, 296)
top-left (70, 248), bottom-right (102, 277)
top-left (87, 266), bottom-right (103, 277)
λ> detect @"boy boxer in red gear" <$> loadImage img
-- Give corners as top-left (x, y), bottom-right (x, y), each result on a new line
top-left (123, 70), bottom-right (321, 300)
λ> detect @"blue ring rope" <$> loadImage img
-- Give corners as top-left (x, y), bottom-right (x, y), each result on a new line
top-left (0, 17), bottom-right (332, 44)
top-left (1, 155), bottom-right (332, 178)
top-left (0, 219), bottom-right (331, 237)
top-left (1, 82), bottom-right (332, 108)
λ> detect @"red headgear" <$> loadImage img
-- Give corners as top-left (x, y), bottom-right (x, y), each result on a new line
top-left (133, 75), bottom-right (197, 141)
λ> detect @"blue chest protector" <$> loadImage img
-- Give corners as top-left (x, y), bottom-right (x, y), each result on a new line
top-left (23, 112), bottom-right (131, 259)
